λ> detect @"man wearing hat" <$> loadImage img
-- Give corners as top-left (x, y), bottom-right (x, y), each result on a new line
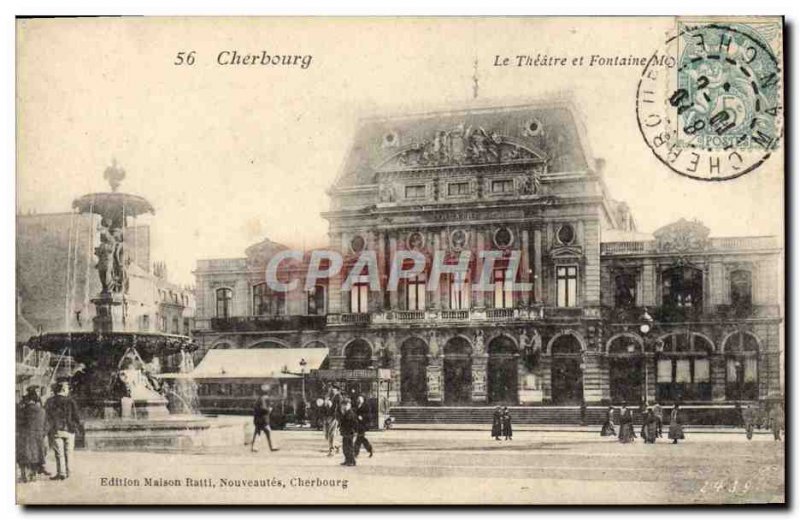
top-left (339, 398), bottom-right (358, 466)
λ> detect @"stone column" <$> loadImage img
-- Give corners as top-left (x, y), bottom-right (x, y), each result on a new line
top-left (644, 355), bottom-right (657, 403)
top-left (431, 232), bottom-right (441, 310)
top-left (389, 234), bottom-right (399, 310)
top-left (711, 355), bottom-right (727, 402)
top-left (426, 357), bottom-right (443, 403)
top-left (533, 228), bottom-right (543, 303)
top-left (471, 355), bottom-right (488, 403)
top-left (473, 230), bottom-right (485, 308)
top-left (540, 355), bottom-right (552, 403)
top-left (641, 260), bottom-right (656, 307)
top-left (521, 229), bottom-right (531, 306)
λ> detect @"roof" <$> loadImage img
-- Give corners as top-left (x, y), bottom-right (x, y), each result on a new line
top-left (333, 100), bottom-right (594, 188)
top-left (190, 348), bottom-right (329, 379)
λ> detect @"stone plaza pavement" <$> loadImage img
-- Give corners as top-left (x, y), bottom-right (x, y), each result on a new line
top-left (17, 428), bottom-right (784, 505)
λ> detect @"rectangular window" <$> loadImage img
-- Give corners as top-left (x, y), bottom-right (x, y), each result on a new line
top-left (675, 359), bottom-right (692, 383)
top-left (406, 274), bottom-right (427, 311)
top-left (493, 268), bottom-right (513, 309)
top-left (183, 318), bottom-right (190, 334)
top-left (448, 182), bottom-right (470, 196)
top-left (405, 185), bottom-right (426, 199)
top-left (141, 315), bottom-right (150, 331)
top-left (491, 179), bottom-right (514, 194)
top-left (350, 275), bottom-right (369, 313)
top-left (449, 274), bottom-right (470, 310)
top-left (657, 359), bottom-right (673, 383)
top-left (744, 357), bottom-right (758, 383)
top-left (308, 285), bottom-right (326, 315)
top-left (694, 358), bottom-right (710, 383)
top-left (556, 266), bottom-right (578, 307)
top-left (727, 358), bottom-right (738, 382)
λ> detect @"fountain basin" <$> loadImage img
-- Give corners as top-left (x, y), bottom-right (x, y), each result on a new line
top-left (83, 415), bottom-right (249, 452)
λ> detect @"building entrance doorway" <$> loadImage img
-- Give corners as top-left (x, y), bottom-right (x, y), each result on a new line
top-left (443, 337), bottom-right (472, 405)
top-left (400, 337), bottom-right (428, 404)
top-left (609, 357), bottom-right (643, 404)
top-left (487, 336), bottom-right (519, 404)
top-left (550, 334), bottom-right (583, 405)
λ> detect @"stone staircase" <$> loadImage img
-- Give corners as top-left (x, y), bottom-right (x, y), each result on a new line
top-left (388, 405), bottom-right (742, 425)
top-left (388, 406), bottom-right (608, 425)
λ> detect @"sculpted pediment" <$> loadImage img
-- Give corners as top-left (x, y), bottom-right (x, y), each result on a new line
top-left (550, 245), bottom-right (583, 259)
top-left (653, 219), bottom-right (710, 253)
top-left (377, 125), bottom-right (546, 171)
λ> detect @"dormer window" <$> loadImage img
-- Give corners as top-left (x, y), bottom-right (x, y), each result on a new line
top-left (491, 179), bottom-right (514, 194)
top-left (448, 182), bottom-right (470, 196)
top-left (405, 185), bottom-right (426, 199)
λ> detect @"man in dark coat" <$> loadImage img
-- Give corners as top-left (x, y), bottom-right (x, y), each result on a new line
top-left (491, 407), bottom-right (502, 440)
top-left (17, 387), bottom-right (49, 482)
top-left (339, 399), bottom-right (358, 466)
top-left (353, 395), bottom-right (374, 458)
top-left (502, 407), bottom-right (513, 440)
top-left (44, 381), bottom-right (83, 480)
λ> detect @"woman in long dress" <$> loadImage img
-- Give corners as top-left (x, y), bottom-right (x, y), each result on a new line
top-left (642, 408), bottom-right (658, 443)
top-left (618, 405), bottom-right (635, 443)
top-left (668, 404), bottom-right (685, 444)
top-left (16, 387), bottom-right (48, 482)
top-left (600, 407), bottom-right (616, 437)
top-left (491, 407), bottom-right (502, 440)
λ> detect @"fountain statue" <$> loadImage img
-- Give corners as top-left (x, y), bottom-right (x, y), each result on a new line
top-left (25, 161), bottom-right (245, 450)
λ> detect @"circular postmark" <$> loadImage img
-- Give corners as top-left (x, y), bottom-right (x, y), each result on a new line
top-left (636, 22), bottom-right (782, 181)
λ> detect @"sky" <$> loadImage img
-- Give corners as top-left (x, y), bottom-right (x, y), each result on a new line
top-left (17, 17), bottom-right (784, 285)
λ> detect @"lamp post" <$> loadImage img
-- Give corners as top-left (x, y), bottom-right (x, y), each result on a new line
top-left (640, 308), bottom-right (655, 406)
top-left (299, 357), bottom-right (308, 403)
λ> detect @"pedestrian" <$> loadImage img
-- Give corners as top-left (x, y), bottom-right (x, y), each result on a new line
top-left (17, 387), bottom-right (49, 482)
top-left (353, 395), bottom-right (374, 458)
top-left (618, 404), bottom-right (635, 443)
top-left (743, 403), bottom-right (756, 440)
top-left (491, 406), bottom-right (502, 440)
top-left (322, 397), bottom-right (339, 456)
top-left (251, 391), bottom-right (278, 452)
top-left (769, 403), bottom-right (784, 441)
top-left (44, 381), bottom-right (82, 480)
top-left (642, 407), bottom-right (658, 444)
top-left (339, 398), bottom-right (358, 466)
top-left (600, 406), bottom-right (616, 437)
top-left (668, 404), bottom-right (685, 444)
top-left (652, 402), bottom-right (663, 437)
top-left (502, 407), bottom-right (513, 440)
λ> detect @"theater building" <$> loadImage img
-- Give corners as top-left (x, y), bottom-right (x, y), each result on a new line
top-left (193, 101), bottom-right (782, 422)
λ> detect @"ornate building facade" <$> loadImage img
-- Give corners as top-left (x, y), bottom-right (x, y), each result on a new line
top-left (193, 101), bottom-right (782, 414)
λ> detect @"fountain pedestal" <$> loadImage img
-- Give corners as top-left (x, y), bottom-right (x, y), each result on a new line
top-left (91, 293), bottom-right (126, 334)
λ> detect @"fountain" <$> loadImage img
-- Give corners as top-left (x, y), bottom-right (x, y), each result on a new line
top-left (25, 162), bottom-right (247, 451)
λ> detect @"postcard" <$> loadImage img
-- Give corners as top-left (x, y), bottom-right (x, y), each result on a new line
top-left (15, 16), bottom-right (784, 505)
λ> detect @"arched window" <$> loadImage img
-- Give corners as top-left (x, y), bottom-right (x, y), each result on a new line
top-left (724, 331), bottom-right (759, 401)
top-left (344, 340), bottom-right (372, 370)
top-left (216, 288), bottom-right (232, 319)
top-left (730, 270), bottom-right (753, 311)
top-left (662, 266), bottom-right (703, 309)
top-left (253, 283), bottom-right (285, 316)
top-left (656, 332), bottom-right (713, 402)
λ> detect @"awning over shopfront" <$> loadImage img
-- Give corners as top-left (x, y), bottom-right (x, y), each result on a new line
top-left (189, 348), bottom-right (328, 380)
